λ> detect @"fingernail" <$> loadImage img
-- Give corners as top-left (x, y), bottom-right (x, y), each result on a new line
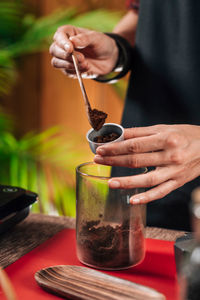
top-left (64, 43), bottom-right (70, 51)
top-left (108, 180), bottom-right (120, 188)
top-left (130, 195), bottom-right (145, 204)
top-left (94, 155), bottom-right (104, 163)
top-left (76, 53), bottom-right (83, 60)
top-left (97, 148), bottom-right (105, 155)
top-left (130, 198), bottom-right (141, 204)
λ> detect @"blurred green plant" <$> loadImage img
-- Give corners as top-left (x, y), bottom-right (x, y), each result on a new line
top-left (0, 0), bottom-right (125, 216)
top-left (0, 110), bottom-right (89, 216)
top-left (0, 1), bottom-right (123, 95)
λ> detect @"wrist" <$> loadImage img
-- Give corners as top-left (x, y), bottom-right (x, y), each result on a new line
top-left (110, 38), bottom-right (121, 72)
top-left (94, 33), bottom-right (133, 83)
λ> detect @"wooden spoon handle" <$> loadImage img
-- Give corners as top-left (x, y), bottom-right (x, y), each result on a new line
top-left (71, 53), bottom-right (91, 110)
top-left (0, 267), bottom-right (17, 300)
top-left (35, 265), bottom-right (166, 300)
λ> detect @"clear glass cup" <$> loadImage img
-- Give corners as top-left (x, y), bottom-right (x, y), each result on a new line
top-left (76, 162), bottom-right (147, 270)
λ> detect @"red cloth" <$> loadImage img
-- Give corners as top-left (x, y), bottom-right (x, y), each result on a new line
top-left (1, 229), bottom-right (180, 300)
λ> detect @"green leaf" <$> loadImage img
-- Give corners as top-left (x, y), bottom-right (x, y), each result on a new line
top-left (36, 169), bottom-right (49, 214)
top-left (0, 51), bottom-right (17, 97)
top-left (69, 9), bottom-right (122, 31)
top-left (6, 7), bottom-right (77, 57)
top-left (0, 111), bottom-right (13, 133)
top-left (27, 160), bottom-right (38, 192)
top-left (0, 1), bottom-right (25, 46)
top-left (18, 157), bottom-right (28, 188)
top-left (10, 153), bottom-right (19, 186)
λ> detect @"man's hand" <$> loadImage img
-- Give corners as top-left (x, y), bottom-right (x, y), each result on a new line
top-left (94, 124), bottom-right (200, 204)
top-left (49, 25), bottom-right (119, 77)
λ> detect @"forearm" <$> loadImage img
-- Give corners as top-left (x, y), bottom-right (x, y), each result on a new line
top-left (113, 10), bottom-right (139, 47)
top-left (94, 11), bottom-right (138, 82)
top-left (94, 10), bottom-right (138, 81)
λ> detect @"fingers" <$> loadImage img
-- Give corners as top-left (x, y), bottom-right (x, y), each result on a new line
top-left (69, 31), bottom-right (99, 49)
top-left (61, 69), bottom-right (97, 79)
top-left (51, 26), bottom-right (95, 56)
top-left (50, 42), bottom-right (85, 61)
top-left (50, 25), bottom-right (92, 74)
top-left (96, 128), bottom-right (189, 161)
top-left (51, 57), bottom-right (89, 72)
top-left (124, 125), bottom-right (163, 139)
top-left (108, 167), bottom-right (170, 189)
top-left (96, 135), bottom-right (166, 156)
top-left (53, 26), bottom-right (75, 53)
top-left (129, 180), bottom-right (179, 204)
top-left (94, 149), bottom-right (178, 168)
top-left (108, 166), bottom-right (180, 204)
top-left (107, 157), bottom-right (200, 204)
top-left (51, 46), bottom-right (89, 73)
top-left (49, 43), bottom-right (68, 60)
top-left (124, 125), bottom-right (187, 146)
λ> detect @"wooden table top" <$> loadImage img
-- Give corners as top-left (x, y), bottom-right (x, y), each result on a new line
top-left (0, 213), bottom-right (186, 269)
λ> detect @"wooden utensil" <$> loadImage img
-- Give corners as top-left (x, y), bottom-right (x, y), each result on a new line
top-left (71, 54), bottom-right (107, 131)
top-left (35, 265), bottom-right (166, 300)
top-left (0, 267), bottom-right (17, 300)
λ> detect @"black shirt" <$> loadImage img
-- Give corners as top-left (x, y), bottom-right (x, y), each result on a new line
top-left (121, 0), bottom-right (200, 231)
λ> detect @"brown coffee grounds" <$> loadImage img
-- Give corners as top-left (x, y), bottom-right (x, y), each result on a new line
top-left (89, 108), bottom-right (107, 131)
top-left (77, 219), bottom-right (144, 269)
top-left (94, 132), bottom-right (120, 143)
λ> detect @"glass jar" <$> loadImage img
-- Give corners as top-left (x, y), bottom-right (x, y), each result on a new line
top-left (179, 187), bottom-right (200, 300)
top-left (76, 162), bottom-right (147, 270)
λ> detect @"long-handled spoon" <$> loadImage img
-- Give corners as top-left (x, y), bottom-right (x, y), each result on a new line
top-left (71, 53), bottom-right (107, 131)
